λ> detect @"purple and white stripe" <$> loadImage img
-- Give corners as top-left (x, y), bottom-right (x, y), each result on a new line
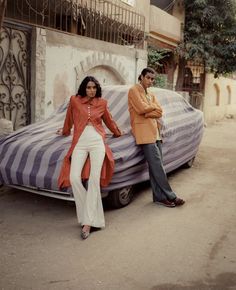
top-left (0, 86), bottom-right (204, 196)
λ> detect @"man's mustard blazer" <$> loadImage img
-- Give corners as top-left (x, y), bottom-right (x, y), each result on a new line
top-left (128, 84), bottom-right (163, 145)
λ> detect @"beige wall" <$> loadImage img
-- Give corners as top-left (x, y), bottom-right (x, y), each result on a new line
top-left (96, 0), bottom-right (149, 32)
top-left (172, 0), bottom-right (185, 23)
top-left (33, 28), bottom-right (147, 120)
top-left (114, 0), bottom-right (150, 32)
top-left (149, 5), bottom-right (182, 46)
top-left (133, 0), bottom-right (150, 32)
top-left (30, 1), bottom-right (149, 121)
top-left (204, 74), bottom-right (236, 123)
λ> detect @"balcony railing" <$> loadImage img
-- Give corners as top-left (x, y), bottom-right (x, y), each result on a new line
top-left (4, 0), bottom-right (145, 48)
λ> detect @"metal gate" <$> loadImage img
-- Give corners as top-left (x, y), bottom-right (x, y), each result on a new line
top-left (0, 22), bottom-right (31, 130)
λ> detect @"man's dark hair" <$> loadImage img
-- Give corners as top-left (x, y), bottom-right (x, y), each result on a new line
top-left (138, 67), bottom-right (156, 81)
top-left (77, 76), bottom-right (102, 98)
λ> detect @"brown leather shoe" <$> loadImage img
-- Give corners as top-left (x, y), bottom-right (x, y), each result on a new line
top-left (173, 197), bottom-right (185, 206)
top-left (155, 200), bottom-right (176, 207)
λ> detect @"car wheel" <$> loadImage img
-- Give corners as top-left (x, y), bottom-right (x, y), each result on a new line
top-left (107, 185), bottom-right (134, 208)
top-left (183, 157), bottom-right (195, 168)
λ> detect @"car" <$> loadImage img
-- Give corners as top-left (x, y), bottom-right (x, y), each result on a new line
top-left (0, 85), bottom-right (204, 208)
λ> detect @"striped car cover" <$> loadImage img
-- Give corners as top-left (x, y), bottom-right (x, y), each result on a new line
top-left (0, 86), bottom-right (204, 196)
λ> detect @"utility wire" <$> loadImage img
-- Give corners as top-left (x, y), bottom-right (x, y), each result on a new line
top-left (163, 0), bottom-right (176, 12)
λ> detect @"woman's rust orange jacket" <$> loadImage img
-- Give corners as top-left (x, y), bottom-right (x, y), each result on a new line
top-left (58, 95), bottom-right (121, 189)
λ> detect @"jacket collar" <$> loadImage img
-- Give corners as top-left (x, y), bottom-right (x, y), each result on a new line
top-left (136, 83), bottom-right (153, 95)
top-left (135, 83), bottom-right (146, 93)
top-left (78, 96), bottom-right (99, 106)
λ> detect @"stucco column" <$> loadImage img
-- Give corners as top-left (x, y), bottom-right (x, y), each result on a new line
top-left (31, 27), bottom-right (46, 122)
top-left (135, 49), bottom-right (148, 83)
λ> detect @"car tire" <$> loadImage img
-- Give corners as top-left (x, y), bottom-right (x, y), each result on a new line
top-left (107, 185), bottom-right (134, 208)
top-left (183, 157), bottom-right (195, 168)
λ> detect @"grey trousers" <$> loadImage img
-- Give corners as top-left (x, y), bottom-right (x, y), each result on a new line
top-left (141, 141), bottom-right (176, 202)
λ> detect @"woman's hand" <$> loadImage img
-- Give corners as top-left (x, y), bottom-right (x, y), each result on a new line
top-left (56, 128), bottom-right (63, 135)
top-left (112, 129), bottom-right (128, 138)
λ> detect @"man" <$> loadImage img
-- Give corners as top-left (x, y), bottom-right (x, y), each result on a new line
top-left (128, 67), bottom-right (185, 207)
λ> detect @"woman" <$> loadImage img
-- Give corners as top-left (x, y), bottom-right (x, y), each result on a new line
top-left (57, 76), bottom-right (122, 239)
top-left (128, 67), bottom-right (185, 207)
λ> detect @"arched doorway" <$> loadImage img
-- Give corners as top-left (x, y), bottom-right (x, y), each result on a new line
top-left (86, 65), bottom-right (126, 86)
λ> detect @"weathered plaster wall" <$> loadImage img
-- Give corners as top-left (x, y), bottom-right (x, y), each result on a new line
top-left (149, 5), bottom-right (182, 46)
top-left (172, 0), bottom-right (185, 23)
top-left (133, 0), bottom-right (150, 33)
top-left (33, 28), bottom-right (147, 119)
top-left (31, 28), bottom-right (47, 122)
top-left (115, 0), bottom-right (150, 32)
top-left (204, 74), bottom-right (236, 123)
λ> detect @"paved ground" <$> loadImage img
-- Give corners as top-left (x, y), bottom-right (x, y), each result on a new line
top-left (0, 119), bottom-right (236, 290)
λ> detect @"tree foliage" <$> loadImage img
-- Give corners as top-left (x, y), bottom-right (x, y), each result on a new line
top-left (181, 0), bottom-right (236, 76)
top-left (147, 46), bottom-right (171, 88)
top-left (148, 46), bottom-right (171, 70)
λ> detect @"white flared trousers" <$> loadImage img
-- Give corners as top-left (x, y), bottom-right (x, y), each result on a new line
top-left (70, 126), bottom-right (105, 228)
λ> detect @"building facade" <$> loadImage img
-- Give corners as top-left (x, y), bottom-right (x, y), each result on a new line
top-left (1, 0), bottom-right (148, 127)
top-left (1, 0), bottom-right (235, 128)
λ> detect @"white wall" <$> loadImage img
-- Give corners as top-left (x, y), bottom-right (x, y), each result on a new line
top-left (204, 74), bottom-right (236, 123)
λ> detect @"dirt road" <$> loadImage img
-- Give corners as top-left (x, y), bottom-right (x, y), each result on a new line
top-left (0, 119), bottom-right (236, 290)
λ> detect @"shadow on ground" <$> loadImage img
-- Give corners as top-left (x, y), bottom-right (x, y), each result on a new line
top-left (151, 272), bottom-right (236, 290)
